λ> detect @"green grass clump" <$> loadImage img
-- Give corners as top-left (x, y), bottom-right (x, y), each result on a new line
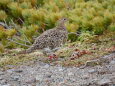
top-left (20, 25), bottom-right (39, 42)
top-left (0, 10), bottom-right (7, 20)
top-left (8, 2), bottom-right (22, 18)
top-left (108, 23), bottom-right (115, 31)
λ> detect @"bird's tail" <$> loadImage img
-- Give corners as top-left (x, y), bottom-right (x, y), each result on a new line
top-left (25, 45), bottom-right (36, 53)
top-left (18, 45), bottom-right (36, 54)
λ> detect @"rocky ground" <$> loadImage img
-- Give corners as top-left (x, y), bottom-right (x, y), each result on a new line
top-left (0, 52), bottom-right (115, 86)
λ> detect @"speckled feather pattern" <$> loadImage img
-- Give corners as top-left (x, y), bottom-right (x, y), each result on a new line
top-left (26, 19), bottom-right (68, 53)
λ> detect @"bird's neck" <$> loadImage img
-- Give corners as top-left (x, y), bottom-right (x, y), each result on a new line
top-left (56, 23), bottom-right (66, 31)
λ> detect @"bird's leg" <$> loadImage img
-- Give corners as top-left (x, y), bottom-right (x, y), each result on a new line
top-left (42, 47), bottom-right (59, 61)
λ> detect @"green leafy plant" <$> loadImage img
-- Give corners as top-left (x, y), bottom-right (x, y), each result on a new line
top-left (78, 31), bottom-right (94, 42)
top-left (108, 23), bottom-right (115, 31)
top-left (8, 2), bottom-right (22, 18)
top-left (0, 10), bottom-right (7, 20)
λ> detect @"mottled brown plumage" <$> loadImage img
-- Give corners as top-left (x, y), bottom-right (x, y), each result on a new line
top-left (26, 18), bottom-right (68, 53)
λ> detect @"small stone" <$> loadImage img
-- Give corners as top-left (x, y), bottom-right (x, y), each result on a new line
top-left (6, 69), bottom-right (14, 74)
top-left (97, 79), bottom-right (112, 86)
top-left (110, 77), bottom-right (115, 84)
top-left (2, 84), bottom-right (11, 86)
top-left (6, 65), bottom-right (15, 69)
top-left (99, 58), bottom-right (110, 63)
top-left (58, 81), bottom-right (65, 85)
top-left (25, 78), bottom-right (36, 84)
top-left (0, 77), bottom-right (3, 80)
top-left (36, 75), bottom-right (43, 81)
top-left (45, 72), bottom-right (52, 78)
top-left (46, 74), bottom-right (52, 78)
top-left (110, 60), bottom-right (115, 65)
top-left (97, 66), bottom-right (110, 74)
top-left (58, 67), bottom-right (63, 71)
top-left (68, 72), bottom-right (74, 76)
top-left (0, 79), bottom-right (7, 85)
top-left (44, 64), bottom-right (50, 68)
top-left (11, 76), bottom-right (20, 81)
top-left (7, 69), bottom-right (22, 73)
top-left (88, 69), bottom-right (96, 73)
top-left (99, 53), bottom-right (115, 63)
top-left (85, 59), bottom-right (101, 67)
top-left (14, 69), bottom-right (23, 73)
top-left (82, 74), bottom-right (89, 79)
top-left (0, 71), bottom-right (4, 75)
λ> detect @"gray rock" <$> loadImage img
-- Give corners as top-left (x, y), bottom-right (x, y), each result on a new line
top-left (97, 78), bottom-right (112, 86)
top-left (36, 75), bottom-right (44, 81)
top-left (99, 53), bottom-right (115, 63)
top-left (44, 64), bottom-right (50, 68)
top-left (85, 59), bottom-right (101, 67)
top-left (45, 73), bottom-right (52, 78)
top-left (6, 69), bottom-right (14, 74)
top-left (110, 77), bottom-right (115, 84)
top-left (88, 69), bottom-right (97, 73)
top-left (7, 69), bottom-right (23, 73)
top-left (0, 22), bottom-right (10, 29)
top-left (25, 78), bottom-right (36, 84)
top-left (110, 60), bottom-right (115, 65)
top-left (1, 84), bottom-right (11, 86)
top-left (6, 65), bottom-right (15, 69)
top-left (11, 76), bottom-right (20, 81)
top-left (0, 79), bottom-right (7, 85)
top-left (14, 69), bottom-right (23, 73)
top-left (0, 71), bottom-right (4, 75)
top-left (0, 77), bottom-right (3, 80)
top-left (82, 74), bottom-right (89, 79)
top-left (97, 66), bottom-right (110, 74)
top-left (58, 67), bottom-right (64, 71)
top-left (68, 72), bottom-right (74, 76)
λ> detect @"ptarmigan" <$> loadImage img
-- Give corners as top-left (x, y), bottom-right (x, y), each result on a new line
top-left (24, 18), bottom-right (68, 54)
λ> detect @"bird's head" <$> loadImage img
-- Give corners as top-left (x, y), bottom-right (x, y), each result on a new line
top-left (56, 18), bottom-right (68, 30)
top-left (58, 18), bottom-right (68, 25)
top-left (60, 18), bottom-right (68, 22)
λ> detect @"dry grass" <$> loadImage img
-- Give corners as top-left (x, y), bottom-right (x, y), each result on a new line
top-left (0, 31), bottom-right (115, 68)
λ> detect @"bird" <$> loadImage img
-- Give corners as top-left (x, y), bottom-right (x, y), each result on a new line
top-left (21, 18), bottom-right (68, 54)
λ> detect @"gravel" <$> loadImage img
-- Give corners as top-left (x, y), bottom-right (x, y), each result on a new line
top-left (0, 53), bottom-right (115, 86)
